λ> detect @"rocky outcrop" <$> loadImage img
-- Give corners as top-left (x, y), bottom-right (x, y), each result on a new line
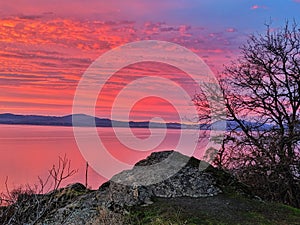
top-left (0, 150), bottom-right (244, 225)
top-left (108, 151), bottom-right (221, 207)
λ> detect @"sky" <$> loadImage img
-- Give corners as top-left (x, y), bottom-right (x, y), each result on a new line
top-left (1, 0), bottom-right (300, 122)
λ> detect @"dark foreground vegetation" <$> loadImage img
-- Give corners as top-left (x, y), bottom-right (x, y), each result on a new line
top-left (128, 195), bottom-right (300, 225)
top-left (0, 151), bottom-right (299, 224)
top-left (2, 188), bottom-right (299, 224)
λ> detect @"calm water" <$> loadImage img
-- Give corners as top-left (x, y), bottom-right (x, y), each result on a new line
top-left (0, 125), bottom-right (207, 193)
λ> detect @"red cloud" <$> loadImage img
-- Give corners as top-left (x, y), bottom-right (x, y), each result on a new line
top-left (0, 14), bottom-right (240, 116)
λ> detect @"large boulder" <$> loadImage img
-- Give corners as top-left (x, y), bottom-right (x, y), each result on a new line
top-left (106, 150), bottom-right (222, 207)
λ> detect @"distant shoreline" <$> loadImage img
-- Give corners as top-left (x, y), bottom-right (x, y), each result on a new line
top-left (0, 113), bottom-right (201, 130)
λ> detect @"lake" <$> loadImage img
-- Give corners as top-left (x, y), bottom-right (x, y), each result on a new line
top-left (0, 125), bottom-right (208, 193)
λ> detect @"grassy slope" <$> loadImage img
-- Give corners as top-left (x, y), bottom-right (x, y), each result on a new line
top-left (121, 158), bottom-right (300, 224)
top-left (126, 193), bottom-right (300, 225)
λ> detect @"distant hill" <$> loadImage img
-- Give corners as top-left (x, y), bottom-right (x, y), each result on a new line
top-left (0, 113), bottom-right (275, 131)
top-left (0, 113), bottom-right (195, 129)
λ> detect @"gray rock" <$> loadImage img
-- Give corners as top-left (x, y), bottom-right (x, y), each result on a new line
top-left (108, 151), bottom-right (222, 206)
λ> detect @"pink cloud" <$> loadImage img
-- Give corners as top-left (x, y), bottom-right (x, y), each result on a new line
top-left (0, 14), bottom-right (242, 117)
top-left (251, 5), bottom-right (267, 10)
top-left (0, 0), bottom-right (186, 21)
top-left (226, 28), bottom-right (236, 33)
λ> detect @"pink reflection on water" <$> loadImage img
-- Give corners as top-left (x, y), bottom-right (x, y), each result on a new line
top-left (0, 125), bottom-right (208, 193)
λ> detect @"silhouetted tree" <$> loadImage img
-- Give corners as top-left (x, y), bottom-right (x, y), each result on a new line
top-left (195, 21), bottom-right (300, 207)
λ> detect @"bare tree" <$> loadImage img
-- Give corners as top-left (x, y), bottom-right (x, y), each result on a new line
top-left (193, 82), bottom-right (231, 169)
top-left (49, 154), bottom-right (78, 190)
top-left (0, 154), bottom-right (78, 224)
top-left (218, 21), bottom-right (300, 207)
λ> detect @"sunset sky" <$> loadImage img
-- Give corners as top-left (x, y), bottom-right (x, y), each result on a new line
top-left (1, 0), bottom-right (300, 122)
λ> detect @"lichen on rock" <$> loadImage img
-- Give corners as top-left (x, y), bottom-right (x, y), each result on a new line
top-left (108, 151), bottom-right (222, 207)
